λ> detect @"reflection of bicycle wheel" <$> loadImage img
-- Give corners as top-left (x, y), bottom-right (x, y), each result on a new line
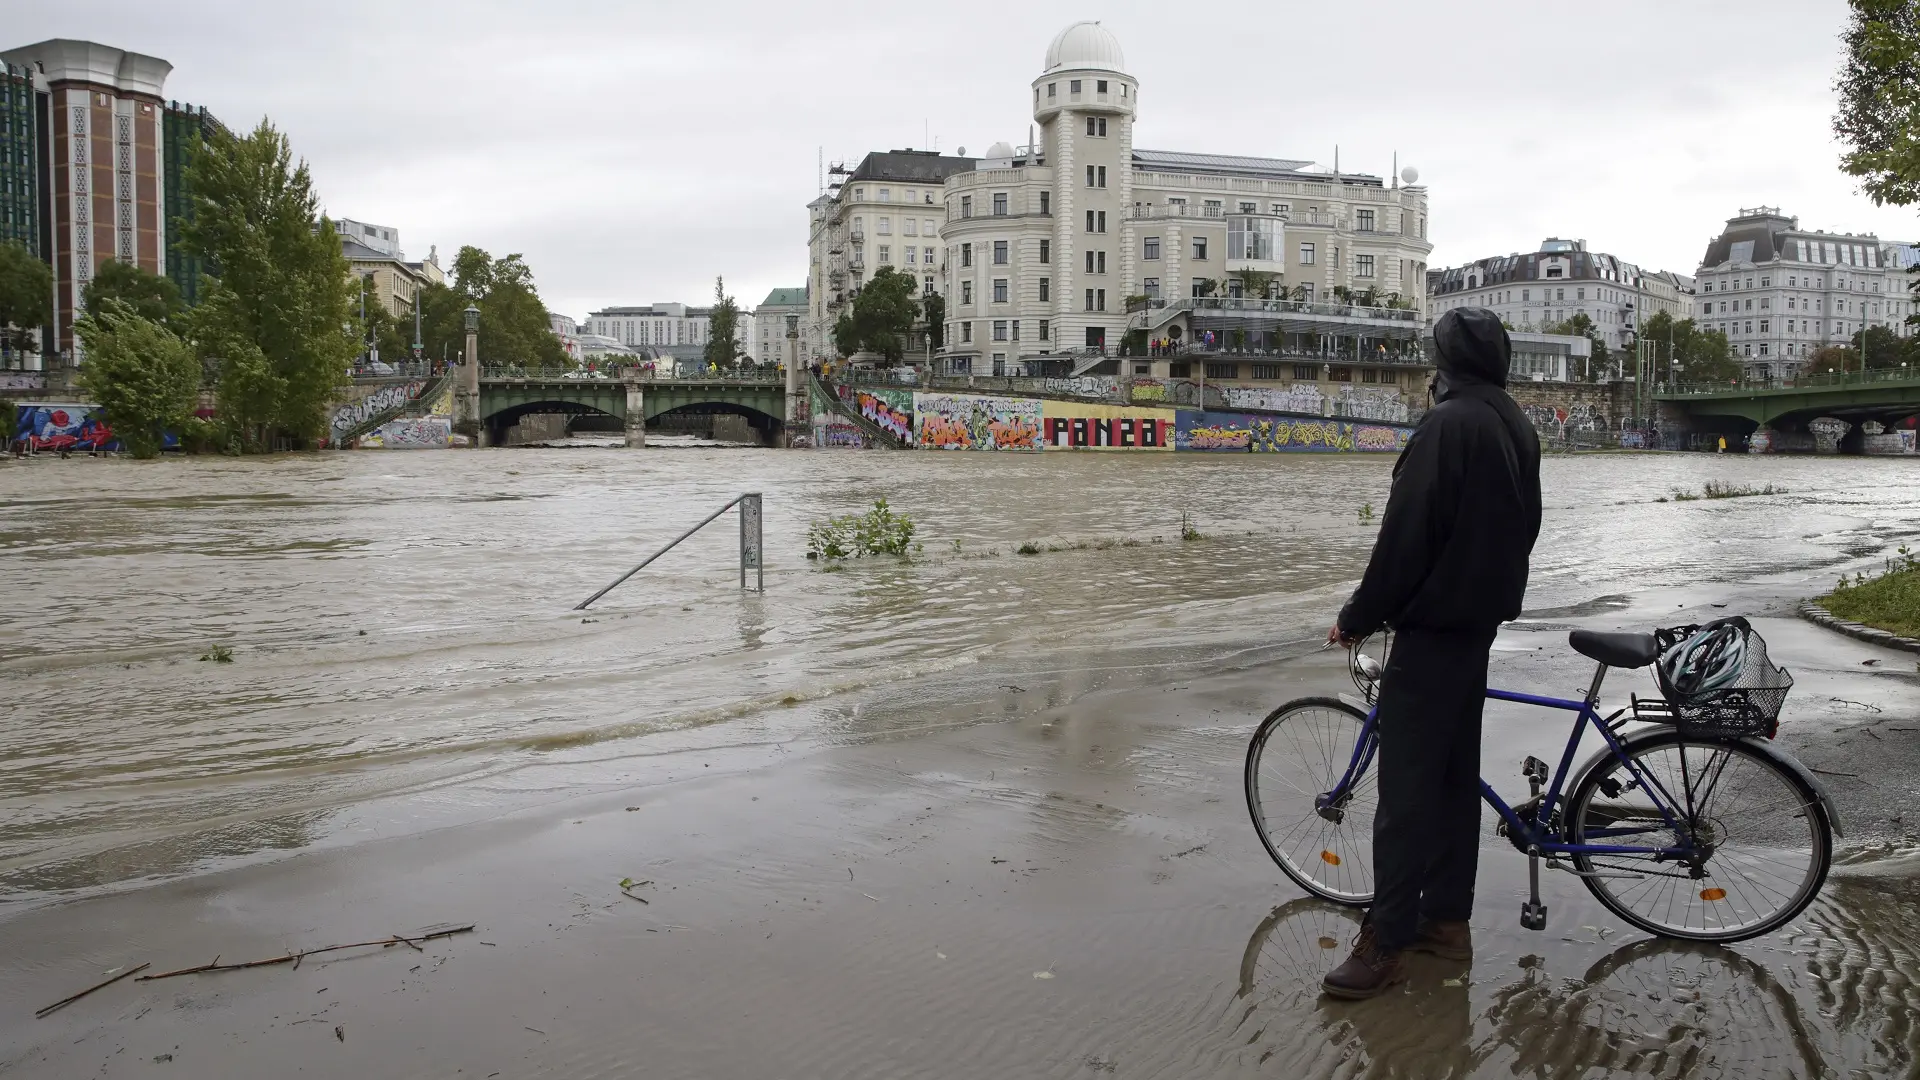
top-left (1480, 938), bottom-right (1826, 1078)
top-left (1237, 897), bottom-right (1364, 1004)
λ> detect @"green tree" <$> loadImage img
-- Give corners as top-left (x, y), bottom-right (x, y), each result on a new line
top-left (921, 290), bottom-right (945, 350)
top-left (1543, 312), bottom-right (1613, 380)
top-left (83, 259), bottom-right (184, 328)
top-left (1810, 344), bottom-right (1860, 375)
top-left (1851, 323), bottom-right (1906, 368)
top-left (1236, 267), bottom-right (1280, 299)
top-left (74, 301), bottom-right (201, 458)
top-left (1638, 311), bottom-right (1738, 384)
top-left (443, 247), bottom-right (568, 369)
top-left (833, 267), bottom-right (919, 362)
top-left (704, 276), bottom-right (743, 369)
top-left (178, 119), bottom-right (357, 449)
top-left (0, 240), bottom-right (51, 364)
top-left (351, 275), bottom-right (413, 367)
top-left (1836, 1), bottom-right (1920, 208)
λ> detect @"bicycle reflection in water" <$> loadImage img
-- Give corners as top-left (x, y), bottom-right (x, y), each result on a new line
top-left (1235, 878), bottom-right (1917, 1079)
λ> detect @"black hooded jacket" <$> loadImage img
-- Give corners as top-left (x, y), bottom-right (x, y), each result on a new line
top-left (1337, 308), bottom-right (1542, 637)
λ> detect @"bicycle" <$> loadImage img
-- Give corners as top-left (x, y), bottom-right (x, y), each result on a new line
top-left (1244, 622), bottom-right (1842, 943)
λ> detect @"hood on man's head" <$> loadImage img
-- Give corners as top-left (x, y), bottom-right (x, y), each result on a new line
top-left (1432, 308), bottom-right (1511, 388)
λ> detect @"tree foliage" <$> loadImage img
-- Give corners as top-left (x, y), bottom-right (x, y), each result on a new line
top-left (833, 268), bottom-right (922, 362)
top-left (704, 276), bottom-right (743, 369)
top-left (1836, 1), bottom-right (1920, 209)
top-left (1542, 312), bottom-right (1614, 380)
top-left (75, 301), bottom-right (201, 458)
top-left (921, 290), bottom-right (945, 350)
top-left (84, 259), bottom-right (184, 329)
top-left (1638, 311), bottom-right (1738, 384)
top-left (1810, 344), bottom-right (1860, 375)
top-left (351, 275), bottom-right (414, 366)
top-left (178, 119), bottom-right (357, 449)
top-left (435, 247), bottom-right (568, 369)
top-left (0, 240), bottom-right (51, 362)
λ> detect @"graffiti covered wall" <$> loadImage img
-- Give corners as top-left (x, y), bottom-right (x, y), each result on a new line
top-left (360, 417), bottom-right (452, 449)
top-left (1175, 411), bottom-right (1411, 453)
top-left (911, 392), bottom-right (1041, 451)
top-left (810, 383), bottom-right (865, 448)
top-left (1043, 375), bottom-right (1117, 399)
top-left (329, 380), bottom-right (426, 439)
top-left (1225, 384), bottom-right (1326, 416)
top-left (1040, 400), bottom-right (1175, 450)
top-left (854, 387), bottom-right (914, 442)
top-left (12, 402), bottom-right (119, 451)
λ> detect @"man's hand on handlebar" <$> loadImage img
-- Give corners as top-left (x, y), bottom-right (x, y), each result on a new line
top-left (1326, 624), bottom-right (1359, 649)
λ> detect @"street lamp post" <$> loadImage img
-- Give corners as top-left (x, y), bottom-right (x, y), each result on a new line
top-left (784, 313), bottom-right (802, 447)
top-left (457, 305), bottom-right (482, 446)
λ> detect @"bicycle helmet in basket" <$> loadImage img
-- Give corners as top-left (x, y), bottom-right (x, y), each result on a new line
top-left (1659, 622), bottom-right (1747, 699)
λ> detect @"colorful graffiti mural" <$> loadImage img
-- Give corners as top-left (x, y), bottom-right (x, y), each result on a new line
top-left (330, 380), bottom-right (426, 438)
top-left (912, 392), bottom-right (1041, 451)
top-left (360, 417), bottom-right (452, 449)
top-left (810, 384), bottom-right (866, 448)
top-left (1040, 400), bottom-right (1174, 450)
top-left (12, 402), bottom-right (119, 451)
top-left (854, 388), bottom-right (914, 441)
top-left (1043, 375), bottom-right (1118, 399)
top-left (1225, 384), bottom-right (1326, 416)
top-left (1175, 411), bottom-right (1411, 453)
top-left (1126, 378), bottom-right (1169, 403)
top-left (1333, 386), bottom-right (1413, 423)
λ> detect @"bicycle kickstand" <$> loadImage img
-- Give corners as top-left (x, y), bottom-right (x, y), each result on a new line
top-left (1522, 845), bottom-right (1548, 931)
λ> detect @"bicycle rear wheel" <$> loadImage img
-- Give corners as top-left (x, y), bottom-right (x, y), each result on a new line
top-left (1245, 696), bottom-right (1376, 905)
top-left (1566, 730), bottom-right (1832, 942)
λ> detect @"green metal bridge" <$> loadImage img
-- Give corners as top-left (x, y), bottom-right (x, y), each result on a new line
top-left (478, 371), bottom-right (786, 444)
top-left (1656, 369), bottom-right (1920, 449)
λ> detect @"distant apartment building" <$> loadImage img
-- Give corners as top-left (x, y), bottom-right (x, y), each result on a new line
top-left (1694, 207), bottom-right (1912, 381)
top-left (338, 221), bottom-right (443, 361)
top-left (583, 302), bottom-right (751, 363)
top-left (1429, 238), bottom-right (1691, 355)
top-left (751, 286), bottom-right (806, 365)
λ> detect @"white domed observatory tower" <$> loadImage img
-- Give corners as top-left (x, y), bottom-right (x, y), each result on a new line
top-left (1034, 21), bottom-right (1136, 353)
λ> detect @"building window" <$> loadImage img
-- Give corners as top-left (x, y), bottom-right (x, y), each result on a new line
top-left (1143, 277), bottom-right (1160, 298)
top-left (1556, 288), bottom-right (1565, 301)
top-left (1759, 319), bottom-right (1769, 332)
top-left (1144, 236), bottom-right (1160, 260)
top-left (994, 240), bottom-right (1008, 264)
top-left (1085, 250), bottom-right (1106, 273)
top-left (1096, 289), bottom-right (1106, 312)
top-left (905, 248), bottom-right (916, 265)
top-left (961, 322), bottom-right (972, 343)
top-left (1759, 342), bottom-right (1769, 356)
top-left (1170, 361), bottom-right (1191, 378)
top-left (903, 218), bottom-right (918, 237)
top-left (960, 196), bottom-right (972, 218)
top-left (1356, 255), bottom-right (1375, 278)
top-left (1011, 320), bottom-right (1021, 341)
top-left (878, 245), bottom-right (890, 265)
top-left (878, 188), bottom-right (891, 202)
top-left (1192, 237), bottom-right (1208, 260)
top-left (992, 193), bottom-right (1007, 216)
top-left (1086, 210), bottom-right (1096, 233)
top-left (1048, 82), bottom-right (1056, 98)
top-left (993, 278), bottom-right (1008, 303)
top-left (1040, 239), bottom-right (1050, 263)
top-left (1086, 116), bottom-right (1107, 136)
top-left (1293, 364), bottom-right (1318, 380)
top-left (1070, 79), bottom-right (1081, 93)
top-left (993, 320), bottom-right (1008, 342)
top-left (1251, 363), bottom-right (1281, 380)
top-left (961, 281), bottom-right (973, 304)
top-left (961, 243), bottom-right (973, 267)
top-left (1206, 362), bottom-right (1236, 379)
top-left (1039, 319), bottom-right (1049, 340)
top-left (1039, 191), bottom-right (1050, 215)
top-left (1330, 366), bottom-right (1352, 382)
top-left (1521, 288), bottom-right (1529, 301)
top-left (853, 188), bottom-right (865, 200)
top-left (1039, 277), bottom-right (1050, 301)
top-left (1191, 278), bottom-right (1208, 298)
top-left (1356, 209), bottom-right (1375, 232)
top-left (1299, 242), bottom-right (1315, 265)
top-left (1361, 369), bottom-right (1378, 383)
top-left (1085, 289), bottom-right (1095, 311)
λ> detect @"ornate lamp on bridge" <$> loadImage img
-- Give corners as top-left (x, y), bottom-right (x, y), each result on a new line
top-left (456, 304), bottom-right (482, 445)
top-left (784, 313), bottom-right (803, 447)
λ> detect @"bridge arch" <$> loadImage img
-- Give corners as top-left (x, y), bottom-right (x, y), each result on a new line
top-left (477, 376), bottom-right (787, 446)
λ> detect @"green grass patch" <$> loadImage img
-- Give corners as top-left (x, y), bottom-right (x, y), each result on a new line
top-left (1822, 547), bottom-right (1920, 639)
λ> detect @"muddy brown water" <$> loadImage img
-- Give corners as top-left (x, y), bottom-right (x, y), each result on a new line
top-left (3, 449), bottom-right (1919, 1077)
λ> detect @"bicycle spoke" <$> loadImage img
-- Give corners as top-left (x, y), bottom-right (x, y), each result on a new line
top-left (1248, 702), bottom-right (1375, 902)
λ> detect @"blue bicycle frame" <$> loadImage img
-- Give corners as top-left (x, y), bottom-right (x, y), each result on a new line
top-left (1314, 685), bottom-right (1701, 861)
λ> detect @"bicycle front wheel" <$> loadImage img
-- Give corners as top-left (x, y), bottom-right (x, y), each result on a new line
top-left (1245, 696), bottom-right (1376, 905)
top-left (1566, 730), bottom-right (1832, 942)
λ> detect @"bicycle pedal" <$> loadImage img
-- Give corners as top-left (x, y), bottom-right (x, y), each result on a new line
top-left (1520, 900), bottom-right (1548, 932)
top-left (1522, 755), bottom-right (1549, 785)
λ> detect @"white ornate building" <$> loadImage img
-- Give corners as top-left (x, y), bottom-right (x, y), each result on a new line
top-left (1429, 238), bottom-right (1695, 352)
top-left (1693, 207), bottom-right (1912, 381)
top-left (807, 22), bottom-right (1436, 391)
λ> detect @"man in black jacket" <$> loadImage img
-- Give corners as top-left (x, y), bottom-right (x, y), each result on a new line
top-left (1321, 307), bottom-right (1543, 1000)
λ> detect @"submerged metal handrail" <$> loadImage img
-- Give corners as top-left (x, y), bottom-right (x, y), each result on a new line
top-left (575, 493), bottom-right (764, 609)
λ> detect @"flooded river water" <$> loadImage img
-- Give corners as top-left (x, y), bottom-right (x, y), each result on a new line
top-left (4, 449), bottom-right (1917, 898)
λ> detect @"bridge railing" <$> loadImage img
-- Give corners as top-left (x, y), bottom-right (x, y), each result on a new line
top-left (481, 363), bottom-right (786, 383)
top-left (1661, 367), bottom-right (1920, 397)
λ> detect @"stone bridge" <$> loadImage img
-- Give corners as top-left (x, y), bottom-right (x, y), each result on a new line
top-left (477, 373), bottom-right (788, 446)
top-left (1657, 370), bottom-right (1920, 452)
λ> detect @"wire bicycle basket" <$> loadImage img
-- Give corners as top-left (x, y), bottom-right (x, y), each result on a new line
top-left (1636, 618), bottom-right (1794, 739)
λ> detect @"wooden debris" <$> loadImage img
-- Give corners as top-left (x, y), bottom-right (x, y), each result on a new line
top-left (36, 962), bottom-right (151, 1018)
top-left (136, 926), bottom-right (475, 983)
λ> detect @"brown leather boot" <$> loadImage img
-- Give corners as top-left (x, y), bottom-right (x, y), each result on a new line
top-left (1321, 921), bottom-right (1405, 1000)
top-left (1406, 919), bottom-right (1472, 961)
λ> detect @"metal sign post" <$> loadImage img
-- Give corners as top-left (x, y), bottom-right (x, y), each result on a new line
top-left (739, 493), bottom-right (763, 592)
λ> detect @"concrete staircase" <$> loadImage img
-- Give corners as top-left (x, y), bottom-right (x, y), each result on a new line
top-left (334, 372), bottom-right (453, 446)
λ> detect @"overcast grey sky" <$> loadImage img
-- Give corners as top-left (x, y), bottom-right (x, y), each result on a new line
top-left (11, 0), bottom-right (1913, 317)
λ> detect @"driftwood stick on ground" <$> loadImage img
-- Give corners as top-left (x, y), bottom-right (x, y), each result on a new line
top-left (390, 933), bottom-right (425, 952)
top-left (136, 926), bottom-right (475, 983)
top-left (36, 962), bottom-right (151, 1018)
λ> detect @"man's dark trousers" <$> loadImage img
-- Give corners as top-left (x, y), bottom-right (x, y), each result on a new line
top-left (1369, 626), bottom-right (1496, 950)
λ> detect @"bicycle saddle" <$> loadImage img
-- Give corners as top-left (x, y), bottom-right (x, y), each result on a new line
top-left (1569, 629), bottom-right (1659, 669)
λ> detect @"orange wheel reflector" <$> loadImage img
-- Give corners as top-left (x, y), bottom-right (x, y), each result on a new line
top-left (1317, 936), bottom-right (1339, 950)
top-left (1320, 850), bottom-right (1342, 866)
top-left (1700, 887), bottom-right (1727, 901)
